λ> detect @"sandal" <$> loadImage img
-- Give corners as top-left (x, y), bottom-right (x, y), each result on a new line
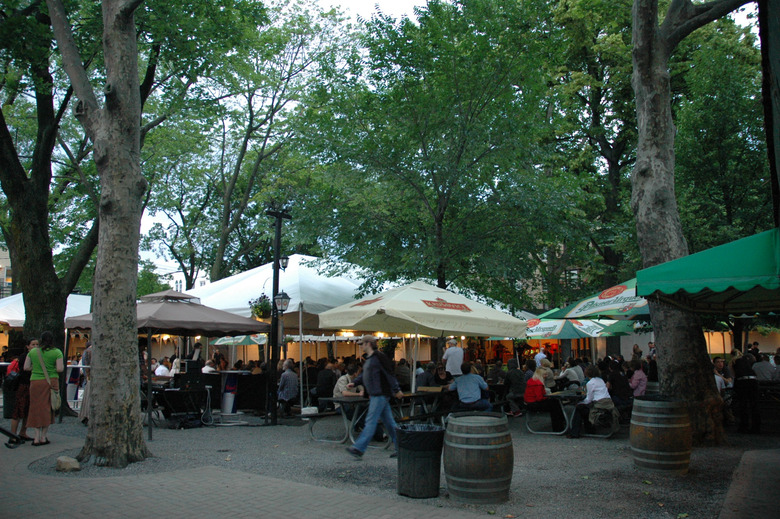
top-left (19, 435), bottom-right (34, 441)
top-left (7, 438), bottom-right (21, 445)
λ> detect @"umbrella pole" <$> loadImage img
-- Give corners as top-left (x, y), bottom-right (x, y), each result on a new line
top-left (147, 328), bottom-right (153, 441)
top-left (299, 304), bottom-right (304, 407)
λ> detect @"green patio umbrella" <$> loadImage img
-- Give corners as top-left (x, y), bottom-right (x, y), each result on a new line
top-left (525, 317), bottom-right (605, 339)
top-left (543, 279), bottom-right (650, 320)
top-left (636, 228), bottom-right (780, 314)
top-left (598, 320), bottom-right (652, 337)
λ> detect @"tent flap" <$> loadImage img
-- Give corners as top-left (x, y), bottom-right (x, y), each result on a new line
top-left (636, 228), bottom-right (780, 314)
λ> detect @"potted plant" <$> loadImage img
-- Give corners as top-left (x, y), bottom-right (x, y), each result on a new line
top-left (248, 294), bottom-right (272, 319)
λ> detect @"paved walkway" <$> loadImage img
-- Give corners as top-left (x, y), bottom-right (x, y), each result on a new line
top-left (718, 448), bottom-right (780, 519)
top-left (0, 432), bottom-right (484, 519)
top-left (3, 430), bottom-right (779, 518)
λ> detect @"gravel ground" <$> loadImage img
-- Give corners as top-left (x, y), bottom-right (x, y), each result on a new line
top-left (6, 410), bottom-right (780, 519)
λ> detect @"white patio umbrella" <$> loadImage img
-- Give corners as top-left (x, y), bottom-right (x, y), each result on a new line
top-left (318, 281), bottom-right (528, 392)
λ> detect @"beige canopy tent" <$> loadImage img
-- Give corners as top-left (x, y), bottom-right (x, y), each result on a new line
top-left (65, 290), bottom-right (269, 439)
top-left (65, 290), bottom-right (270, 337)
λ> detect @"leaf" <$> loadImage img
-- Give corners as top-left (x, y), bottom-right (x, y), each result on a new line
top-left (643, 491), bottom-right (650, 495)
top-left (643, 480), bottom-right (653, 485)
top-left (677, 514), bottom-right (689, 518)
top-left (582, 475), bottom-right (589, 479)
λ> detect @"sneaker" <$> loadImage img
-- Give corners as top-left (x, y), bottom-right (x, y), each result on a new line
top-left (512, 410), bottom-right (524, 417)
top-left (346, 446), bottom-right (363, 459)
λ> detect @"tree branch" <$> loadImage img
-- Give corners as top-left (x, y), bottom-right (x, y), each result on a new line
top-left (60, 220), bottom-right (99, 295)
top-left (45, 0), bottom-right (100, 138)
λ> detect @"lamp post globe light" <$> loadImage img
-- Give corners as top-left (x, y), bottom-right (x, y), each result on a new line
top-left (265, 207), bottom-right (291, 425)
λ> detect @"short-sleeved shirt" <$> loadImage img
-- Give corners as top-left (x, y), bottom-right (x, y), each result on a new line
top-left (443, 346), bottom-right (464, 375)
top-left (29, 347), bottom-right (63, 381)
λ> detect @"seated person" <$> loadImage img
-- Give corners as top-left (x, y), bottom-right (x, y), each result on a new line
top-left (394, 358), bottom-right (412, 392)
top-left (628, 359), bottom-right (647, 396)
top-left (416, 362), bottom-right (436, 388)
top-left (277, 359), bottom-right (299, 417)
top-left (569, 365), bottom-right (618, 438)
top-left (486, 360), bottom-right (506, 384)
top-left (523, 359), bottom-right (537, 383)
top-left (713, 356), bottom-right (733, 387)
top-left (554, 357), bottom-right (582, 390)
top-left (606, 360), bottom-right (633, 408)
top-left (433, 363), bottom-right (454, 387)
top-left (539, 359), bottom-right (556, 390)
top-left (201, 360), bottom-right (217, 374)
top-left (315, 362), bottom-right (339, 412)
top-left (524, 367), bottom-right (567, 432)
top-left (155, 358), bottom-right (171, 377)
top-left (449, 362), bottom-right (491, 412)
top-left (504, 358), bottom-right (526, 417)
top-left (753, 354), bottom-right (776, 381)
top-left (333, 364), bottom-right (364, 421)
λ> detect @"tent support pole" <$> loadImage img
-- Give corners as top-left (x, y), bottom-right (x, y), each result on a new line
top-left (147, 328), bottom-right (153, 441)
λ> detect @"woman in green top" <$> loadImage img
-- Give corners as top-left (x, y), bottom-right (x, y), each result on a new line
top-left (23, 331), bottom-right (63, 446)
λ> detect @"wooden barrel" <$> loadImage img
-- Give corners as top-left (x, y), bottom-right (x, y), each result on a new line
top-left (630, 397), bottom-right (692, 474)
top-left (443, 412), bottom-right (514, 504)
top-left (645, 381), bottom-right (660, 395)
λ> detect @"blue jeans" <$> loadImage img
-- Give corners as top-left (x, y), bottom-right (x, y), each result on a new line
top-left (352, 396), bottom-right (398, 453)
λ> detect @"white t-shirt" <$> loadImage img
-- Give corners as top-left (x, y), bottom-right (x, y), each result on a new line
top-left (583, 377), bottom-right (610, 405)
top-left (443, 346), bottom-right (464, 375)
top-left (534, 352), bottom-right (547, 366)
top-left (155, 365), bottom-right (170, 377)
top-left (202, 365), bottom-right (216, 374)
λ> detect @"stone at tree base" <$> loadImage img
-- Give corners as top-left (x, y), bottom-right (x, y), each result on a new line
top-left (56, 456), bottom-right (81, 472)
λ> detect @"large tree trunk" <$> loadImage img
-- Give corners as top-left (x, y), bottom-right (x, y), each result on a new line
top-left (48, 0), bottom-right (149, 467)
top-left (631, 0), bottom-right (750, 444)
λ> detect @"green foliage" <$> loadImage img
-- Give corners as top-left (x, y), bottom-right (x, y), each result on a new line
top-left (137, 260), bottom-right (172, 297)
top-left (142, 0), bottom-right (349, 281)
top-left (380, 338), bottom-right (400, 359)
top-left (248, 294), bottom-right (272, 318)
top-left (295, 0), bottom-right (580, 311)
top-left (674, 19), bottom-right (771, 252)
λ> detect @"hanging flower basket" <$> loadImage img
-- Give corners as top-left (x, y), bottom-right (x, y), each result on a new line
top-left (249, 295), bottom-right (272, 319)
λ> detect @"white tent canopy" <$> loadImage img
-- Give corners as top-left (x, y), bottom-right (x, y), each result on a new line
top-left (187, 254), bottom-right (363, 331)
top-left (0, 293), bottom-right (92, 328)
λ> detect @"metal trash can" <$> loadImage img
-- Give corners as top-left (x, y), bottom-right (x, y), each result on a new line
top-left (396, 423), bottom-right (445, 498)
top-left (2, 378), bottom-right (17, 419)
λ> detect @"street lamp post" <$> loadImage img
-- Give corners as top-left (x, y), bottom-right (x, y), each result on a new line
top-left (265, 207), bottom-right (291, 425)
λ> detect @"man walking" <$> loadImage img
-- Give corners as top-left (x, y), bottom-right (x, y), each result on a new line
top-left (346, 335), bottom-right (404, 459)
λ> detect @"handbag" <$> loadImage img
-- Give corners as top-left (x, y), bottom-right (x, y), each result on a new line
top-left (35, 348), bottom-right (61, 412)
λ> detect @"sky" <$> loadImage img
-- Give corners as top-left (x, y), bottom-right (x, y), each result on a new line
top-left (319, 0), bottom-right (426, 21)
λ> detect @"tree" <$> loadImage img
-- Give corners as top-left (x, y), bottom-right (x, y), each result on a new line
top-left (142, 0), bottom-right (348, 284)
top-left (46, 0), bottom-right (152, 466)
top-left (297, 0), bottom-right (575, 310)
top-left (675, 18), bottom-right (771, 251)
top-left (552, 0), bottom-right (640, 288)
top-left (137, 259), bottom-right (171, 296)
top-left (631, 0), bottom-right (752, 444)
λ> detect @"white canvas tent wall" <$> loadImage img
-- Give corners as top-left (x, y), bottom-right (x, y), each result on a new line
top-left (188, 255), bottom-right (364, 406)
top-left (0, 293), bottom-right (92, 328)
top-left (187, 255), bottom-right (362, 331)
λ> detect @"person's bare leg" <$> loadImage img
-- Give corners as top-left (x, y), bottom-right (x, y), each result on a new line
top-left (40, 425), bottom-right (49, 443)
top-left (10, 418), bottom-right (19, 436)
